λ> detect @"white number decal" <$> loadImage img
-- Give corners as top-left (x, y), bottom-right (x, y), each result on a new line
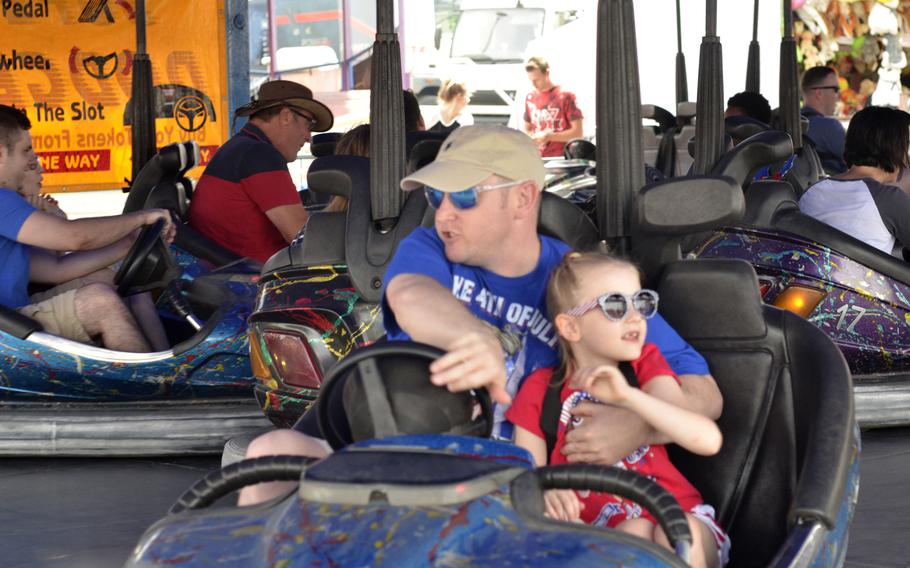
top-left (835, 305), bottom-right (867, 332)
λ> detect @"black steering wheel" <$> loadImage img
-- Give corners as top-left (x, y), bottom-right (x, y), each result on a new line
top-left (316, 341), bottom-right (495, 450)
top-left (113, 218), bottom-right (180, 296)
top-left (512, 464), bottom-right (694, 564)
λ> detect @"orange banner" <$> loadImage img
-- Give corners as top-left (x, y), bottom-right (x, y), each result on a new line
top-left (0, 0), bottom-right (228, 192)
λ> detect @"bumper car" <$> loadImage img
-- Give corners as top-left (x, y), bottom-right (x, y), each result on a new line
top-left (127, 236), bottom-right (858, 566)
top-left (0, 140), bottom-right (272, 456)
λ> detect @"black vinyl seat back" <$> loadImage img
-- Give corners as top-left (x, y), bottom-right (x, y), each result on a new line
top-left (784, 138), bottom-right (825, 196)
top-left (710, 130), bottom-right (794, 189)
top-left (740, 180), bottom-right (800, 227)
top-left (407, 139), bottom-right (443, 174)
top-left (124, 141), bottom-right (199, 216)
top-left (564, 138), bottom-right (597, 161)
top-left (405, 130), bottom-right (449, 156)
top-left (288, 156), bottom-right (427, 302)
top-left (311, 132), bottom-right (342, 157)
top-left (539, 192), bottom-right (599, 251)
top-left (287, 155), bottom-right (360, 268)
top-left (657, 259), bottom-right (853, 567)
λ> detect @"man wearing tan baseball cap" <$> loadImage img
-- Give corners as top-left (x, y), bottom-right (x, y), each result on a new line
top-left (189, 80), bottom-right (334, 263)
top-left (236, 124), bottom-right (564, 504)
top-left (236, 124), bottom-right (721, 506)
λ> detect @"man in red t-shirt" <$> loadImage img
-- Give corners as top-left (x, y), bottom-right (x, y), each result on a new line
top-left (188, 80), bottom-right (334, 263)
top-left (522, 56), bottom-right (584, 158)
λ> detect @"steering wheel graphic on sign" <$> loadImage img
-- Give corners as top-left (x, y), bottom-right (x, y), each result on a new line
top-left (174, 95), bottom-right (207, 132)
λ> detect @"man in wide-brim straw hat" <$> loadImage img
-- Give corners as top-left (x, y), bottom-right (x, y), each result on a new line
top-left (188, 80), bottom-right (334, 263)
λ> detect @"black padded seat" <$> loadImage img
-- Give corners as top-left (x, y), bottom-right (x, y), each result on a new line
top-left (771, 209), bottom-right (910, 285)
top-left (407, 139), bottom-right (443, 174)
top-left (0, 305), bottom-right (42, 339)
top-left (284, 155), bottom-right (361, 267)
top-left (292, 212), bottom-right (347, 265)
top-left (406, 130), bottom-right (449, 156)
top-left (563, 138), bottom-right (596, 161)
top-left (783, 138), bottom-right (824, 196)
top-left (124, 141), bottom-right (198, 215)
top-left (311, 132), bottom-right (342, 157)
top-left (740, 180), bottom-right (799, 227)
top-left (657, 259), bottom-right (853, 568)
top-left (539, 192), bottom-right (599, 251)
top-left (711, 130), bottom-right (793, 189)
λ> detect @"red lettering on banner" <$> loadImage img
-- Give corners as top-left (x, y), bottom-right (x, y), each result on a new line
top-left (38, 150), bottom-right (110, 173)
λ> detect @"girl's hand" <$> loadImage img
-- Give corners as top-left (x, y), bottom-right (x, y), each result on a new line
top-left (543, 489), bottom-right (583, 521)
top-left (569, 365), bottom-right (633, 404)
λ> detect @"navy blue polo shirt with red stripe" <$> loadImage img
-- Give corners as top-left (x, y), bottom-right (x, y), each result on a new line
top-left (188, 123), bottom-right (300, 262)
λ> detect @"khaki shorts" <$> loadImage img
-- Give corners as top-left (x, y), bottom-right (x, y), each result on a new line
top-left (18, 286), bottom-right (92, 343)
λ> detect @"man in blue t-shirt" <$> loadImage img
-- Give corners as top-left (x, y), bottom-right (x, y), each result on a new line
top-left (0, 105), bottom-right (174, 352)
top-left (239, 125), bottom-right (722, 505)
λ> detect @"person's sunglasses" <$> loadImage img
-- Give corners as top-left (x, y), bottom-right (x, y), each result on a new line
top-left (424, 179), bottom-right (525, 210)
top-left (289, 107), bottom-right (318, 129)
top-left (565, 289), bottom-right (660, 321)
top-left (812, 86), bottom-right (840, 93)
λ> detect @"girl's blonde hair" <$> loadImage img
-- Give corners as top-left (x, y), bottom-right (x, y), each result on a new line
top-left (546, 251), bottom-right (641, 379)
top-left (437, 79), bottom-right (469, 104)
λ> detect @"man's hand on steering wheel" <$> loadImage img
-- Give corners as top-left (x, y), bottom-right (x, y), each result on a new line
top-left (138, 209), bottom-right (176, 245)
top-left (429, 329), bottom-right (511, 405)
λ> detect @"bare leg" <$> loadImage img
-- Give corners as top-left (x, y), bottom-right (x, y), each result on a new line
top-left (80, 268), bottom-right (169, 351)
top-left (127, 293), bottom-right (170, 351)
top-left (237, 429), bottom-right (331, 506)
top-left (614, 517), bottom-right (657, 540)
top-left (74, 283), bottom-right (151, 352)
top-left (654, 513), bottom-right (719, 568)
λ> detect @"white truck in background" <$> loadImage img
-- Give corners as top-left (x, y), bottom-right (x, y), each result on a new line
top-left (409, 0), bottom-right (595, 124)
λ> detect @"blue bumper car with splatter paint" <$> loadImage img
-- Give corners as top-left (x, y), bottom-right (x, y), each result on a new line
top-left (0, 217), bottom-right (269, 456)
top-left (125, 242), bottom-right (859, 567)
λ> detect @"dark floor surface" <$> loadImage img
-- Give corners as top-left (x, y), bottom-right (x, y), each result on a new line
top-left (0, 429), bottom-right (907, 567)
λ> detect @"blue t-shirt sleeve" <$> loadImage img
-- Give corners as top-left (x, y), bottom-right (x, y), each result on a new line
top-left (380, 228), bottom-right (454, 339)
top-left (0, 189), bottom-right (36, 240)
top-left (645, 312), bottom-right (710, 375)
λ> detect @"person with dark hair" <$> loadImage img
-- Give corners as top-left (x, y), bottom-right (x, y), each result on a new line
top-left (724, 91), bottom-right (771, 124)
top-left (0, 104), bottom-right (175, 352)
top-left (402, 89), bottom-right (425, 133)
top-left (800, 105), bottom-right (910, 254)
top-left (523, 56), bottom-right (584, 157)
top-left (188, 80), bottom-right (334, 262)
top-left (800, 66), bottom-right (847, 174)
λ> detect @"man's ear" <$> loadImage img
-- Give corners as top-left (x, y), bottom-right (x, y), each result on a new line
top-left (555, 313), bottom-right (581, 343)
top-left (513, 181), bottom-right (539, 220)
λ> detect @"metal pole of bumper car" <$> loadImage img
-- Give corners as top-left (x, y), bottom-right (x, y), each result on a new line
top-left (595, 0), bottom-right (644, 254)
top-left (266, 0), bottom-right (278, 79)
top-left (370, 0), bottom-right (405, 225)
top-left (130, 0), bottom-right (157, 183)
top-left (746, 0), bottom-right (761, 92)
top-left (693, 0), bottom-right (725, 175)
top-left (779, 0), bottom-right (802, 150)
top-left (675, 0), bottom-right (688, 106)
